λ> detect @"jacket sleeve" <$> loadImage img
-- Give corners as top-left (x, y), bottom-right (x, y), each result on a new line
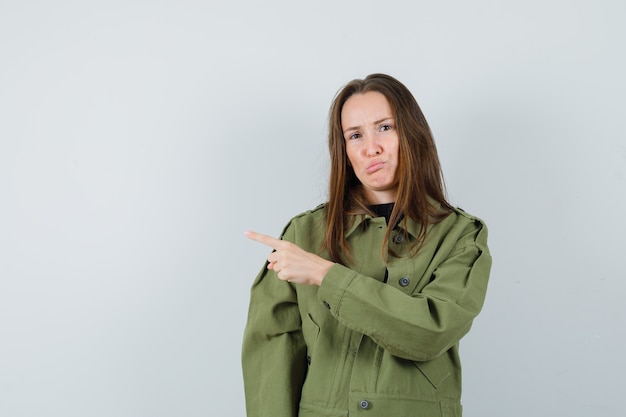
top-left (316, 217), bottom-right (492, 362)
top-left (241, 230), bottom-right (307, 417)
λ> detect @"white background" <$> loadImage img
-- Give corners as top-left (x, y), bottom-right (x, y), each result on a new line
top-left (1, 1), bottom-right (625, 416)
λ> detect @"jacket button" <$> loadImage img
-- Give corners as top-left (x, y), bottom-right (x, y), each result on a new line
top-left (399, 277), bottom-right (410, 287)
top-left (393, 234), bottom-right (404, 244)
top-left (359, 400), bottom-right (370, 409)
top-left (323, 301), bottom-right (331, 310)
top-left (306, 355), bottom-right (311, 365)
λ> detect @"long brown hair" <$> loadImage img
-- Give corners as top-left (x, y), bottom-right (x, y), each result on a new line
top-left (324, 73), bottom-right (453, 264)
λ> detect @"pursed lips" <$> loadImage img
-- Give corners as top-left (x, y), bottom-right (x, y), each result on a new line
top-left (366, 160), bottom-right (385, 174)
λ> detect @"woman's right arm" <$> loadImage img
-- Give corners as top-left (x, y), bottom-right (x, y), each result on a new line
top-left (242, 263), bottom-right (307, 417)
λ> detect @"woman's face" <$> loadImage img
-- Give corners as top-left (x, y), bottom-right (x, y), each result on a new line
top-left (341, 91), bottom-right (400, 204)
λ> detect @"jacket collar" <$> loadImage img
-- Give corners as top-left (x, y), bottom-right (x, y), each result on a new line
top-left (344, 212), bottom-right (423, 240)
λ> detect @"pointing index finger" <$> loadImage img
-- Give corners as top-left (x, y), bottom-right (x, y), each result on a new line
top-left (244, 230), bottom-right (285, 249)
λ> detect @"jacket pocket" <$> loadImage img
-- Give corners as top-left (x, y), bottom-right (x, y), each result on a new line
top-left (412, 357), bottom-right (452, 388)
top-left (373, 349), bottom-right (453, 395)
top-left (348, 392), bottom-right (458, 416)
top-left (302, 313), bottom-right (321, 361)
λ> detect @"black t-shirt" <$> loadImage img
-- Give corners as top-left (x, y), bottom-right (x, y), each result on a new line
top-left (369, 202), bottom-right (395, 224)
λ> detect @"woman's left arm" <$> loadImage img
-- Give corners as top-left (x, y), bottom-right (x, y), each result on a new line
top-left (316, 218), bottom-right (492, 362)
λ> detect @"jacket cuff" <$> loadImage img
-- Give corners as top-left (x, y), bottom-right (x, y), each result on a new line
top-left (317, 263), bottom-right (357, 314)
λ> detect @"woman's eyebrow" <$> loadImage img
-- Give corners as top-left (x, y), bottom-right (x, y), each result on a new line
top-left (342, 125), bottom-right (360, 134)
top-left (374, 117), bottom-right (393, 125)
top-left (342, 117), bottom-right (393, 134)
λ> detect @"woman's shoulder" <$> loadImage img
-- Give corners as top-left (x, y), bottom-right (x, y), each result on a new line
top-left (286, 202), bottom-right (327, 225)
top-left (277, 203), bottom-right (328, 243)
top-left (451, 206), bottom-right (487, 226)
top-left (433, 206), bottom-right (489, 249)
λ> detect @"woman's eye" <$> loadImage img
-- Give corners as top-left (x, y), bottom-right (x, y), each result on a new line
top-left (380, 124), bottom-right (392, 132)
top-left (349, 133), bottom-right (361, 140)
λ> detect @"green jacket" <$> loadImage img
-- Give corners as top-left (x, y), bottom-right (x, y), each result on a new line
top-left (242, 204), bottom-right (492, 417)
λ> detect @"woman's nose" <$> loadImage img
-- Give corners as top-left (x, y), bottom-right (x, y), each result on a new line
top-left (365, 136), bottom-right (382, 156)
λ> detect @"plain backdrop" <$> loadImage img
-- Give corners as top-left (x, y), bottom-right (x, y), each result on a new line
top-left (1, 1), bottom-right (625, 416)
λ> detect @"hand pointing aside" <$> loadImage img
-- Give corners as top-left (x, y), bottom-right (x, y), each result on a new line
top-left (245, 230), bottom-right (334, 286)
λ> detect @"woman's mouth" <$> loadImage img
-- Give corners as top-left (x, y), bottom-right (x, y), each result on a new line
top-left (366, 161), bottom-right (385, 174)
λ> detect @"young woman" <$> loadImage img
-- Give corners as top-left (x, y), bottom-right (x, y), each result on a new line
top-left (242, 73), bottom-right (492, 417)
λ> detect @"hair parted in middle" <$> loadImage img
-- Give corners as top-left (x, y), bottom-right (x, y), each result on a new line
top-left (323, 73), bottom-right (453, 265)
